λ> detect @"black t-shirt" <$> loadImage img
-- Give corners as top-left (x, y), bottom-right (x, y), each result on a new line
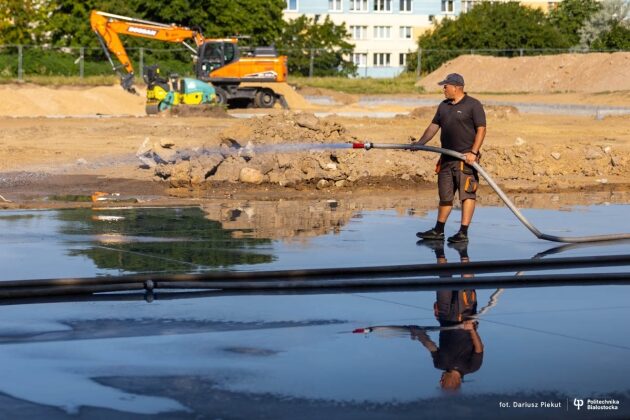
top-left (432, 329), bottom-right (484, 377)
top-left (432, 94), bottom-right (486, 160)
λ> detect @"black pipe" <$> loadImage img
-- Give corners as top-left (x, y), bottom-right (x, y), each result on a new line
top-left (1, 254), bottom-right (628, 290)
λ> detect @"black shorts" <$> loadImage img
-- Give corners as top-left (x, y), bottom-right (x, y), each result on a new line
top-left (437, 159), bottom-right (479, 202)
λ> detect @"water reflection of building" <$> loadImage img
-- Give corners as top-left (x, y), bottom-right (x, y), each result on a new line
top-left (201, 197), bottom-right (430, 240)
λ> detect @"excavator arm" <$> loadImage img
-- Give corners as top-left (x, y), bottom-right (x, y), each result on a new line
top-left (90, 10), bottom-right (205, 93)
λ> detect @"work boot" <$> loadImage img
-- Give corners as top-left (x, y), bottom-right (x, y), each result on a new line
top-left (447, 231), bottom-right (469, 243)
top-left (416, 228), bottom-right (444, 240)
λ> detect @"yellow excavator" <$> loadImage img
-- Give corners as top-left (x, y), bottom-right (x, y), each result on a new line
top-left (90, 10), bottom-right (289, 111)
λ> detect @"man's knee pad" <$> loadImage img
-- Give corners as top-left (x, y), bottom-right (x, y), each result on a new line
top-left (439, 200), bottom-right (453, 206)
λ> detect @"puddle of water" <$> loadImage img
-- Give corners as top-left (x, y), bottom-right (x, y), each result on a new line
top-left (0, 199), bottom-right (628, 417)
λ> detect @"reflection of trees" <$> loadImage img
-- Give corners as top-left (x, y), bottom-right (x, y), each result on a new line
top-left (58, 207), bottom-right (274, 273)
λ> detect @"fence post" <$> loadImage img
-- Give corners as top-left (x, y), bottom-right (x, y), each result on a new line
top-left (417, 47), bottom-right (422, 77)
top-left (139, 48), bottom-right (144, 78)
top-left (17, 45), bottom-right (23, 82)
top-left (309, 48), bottom-right (314, 78)
top-left (80, 47), bottom-right (85, 78)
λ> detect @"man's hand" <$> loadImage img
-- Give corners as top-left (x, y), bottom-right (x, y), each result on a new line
top-left (464, 152), bottom-right (478, 165)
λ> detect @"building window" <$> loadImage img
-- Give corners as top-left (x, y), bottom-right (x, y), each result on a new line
top-left (399, 26), bottom-right (412, 39)
top-left (441, 0), bottom-right (454, 12)
top-left (350, 0), bottom-right (368, 11)
top-left (353, 53), bottom-right (368, 67)
top-left (399, 53), bottom-right (407, 66)
top-left (462, 0), bottom-right (478, 12)
top-left (373, 53), bottom-right (391, 66)
top-left (350, 25), bottom-right (368, 39)
top-left (329, 0), bottom-right (342, 11)
top-left (285, 0), bottom-right (298, 11)
top-left (400, 0), bottom-right (412, 12)
top-left (373, 26), bottom-right (392, 39)
top-left (374, 0), bottom-right (392, 12)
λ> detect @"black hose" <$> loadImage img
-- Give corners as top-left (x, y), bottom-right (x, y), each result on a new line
top-left (361, 143), bottom-right (630, 243)
top-left (0, 254), bottom-right (628, 299)
top-left (1, 254), bottom-right (628, 289)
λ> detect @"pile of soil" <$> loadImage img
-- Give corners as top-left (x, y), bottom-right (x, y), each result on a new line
top-left (417, 52), bottom-right (630, 93)
top-left (0, 84), bottom-right (146, 117)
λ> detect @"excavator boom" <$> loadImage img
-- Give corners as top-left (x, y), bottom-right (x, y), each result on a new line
top-left (90, 10), bottom-right (204, 91)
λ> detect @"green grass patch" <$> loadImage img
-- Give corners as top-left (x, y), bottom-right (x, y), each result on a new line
top-left (289, 73), bottom-right (424, 94)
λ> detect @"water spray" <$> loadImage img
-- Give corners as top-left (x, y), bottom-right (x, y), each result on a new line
top-left (351, 141), bottom-right (630, 244)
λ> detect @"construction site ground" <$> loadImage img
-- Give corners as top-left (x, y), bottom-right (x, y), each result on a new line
top-left (1, 54), bottom-right (629, 210)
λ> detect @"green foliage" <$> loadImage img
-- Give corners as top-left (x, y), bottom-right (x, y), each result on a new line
top-left (0, 0), bottom-right (52, 44)
top-left (591, 20), bottom-right (630, 49)
top-left (47, 0), bottom-right (138, 47)
top-left (548, 0), bottom-right (602, 46)
top-left (279, 15), bottom-right (356, 77)
top-left (290, 73), bottom-right (423, 94)
top-left (414, 3), bottom-right (570, 72)
top-left (579, 0), bottom-right (630, 49)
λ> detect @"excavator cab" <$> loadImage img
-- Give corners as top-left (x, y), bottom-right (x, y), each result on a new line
top-left (197, 41), bottom-right (239, 78)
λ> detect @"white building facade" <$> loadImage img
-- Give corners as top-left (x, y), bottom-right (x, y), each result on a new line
top-left (283, 0), bottom-right (452, 77)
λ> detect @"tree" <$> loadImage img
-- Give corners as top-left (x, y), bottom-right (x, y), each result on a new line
top-left (0, 0), bottom-right (52, 44)
top-left (47, 0), bottom-right (138, 47)
top-left (547, 0), bottom-right (602, 46)
top-left (579, 0), bottom-right (630, 49)
top-left (413, 2), bottom-right (569, 72)
top-left (279, 15), bottom-right (356, 77)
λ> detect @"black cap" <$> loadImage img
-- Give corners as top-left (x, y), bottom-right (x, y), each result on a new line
top-left (437, 73), bottom-right (465, 86)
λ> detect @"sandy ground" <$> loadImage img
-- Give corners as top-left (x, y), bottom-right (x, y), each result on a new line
top-left (0, 78), bottom-right (628, 210)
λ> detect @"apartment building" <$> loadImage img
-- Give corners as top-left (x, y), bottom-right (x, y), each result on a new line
top-left (283, 0), bottom-right (446, 77)
top-left (284, 0), bottom-right (562, 77)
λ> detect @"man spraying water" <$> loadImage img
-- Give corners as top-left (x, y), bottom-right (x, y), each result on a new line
top-left (413, 73), bottom-right (487, 243)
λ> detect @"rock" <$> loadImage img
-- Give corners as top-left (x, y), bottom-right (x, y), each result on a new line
top-left (159, 139), bottom-right (175, 148)
top-left (550, 152), bottom-right (561, 160)
top-left (603, 146), bottom-right (612, 154)
top-left (276, 153), bottom-right (294, 169)
top-left (316, 179), bottom-right (330, 189)
top-left (166, 161), bottom-right (191, 187)
top-left (326, 163), bottom-right (337, 170)
top-left (189, 153), bottom-right (224, 184)
top-left (294, 113), bottom-right (320, 131)
top-left (211, 156), bottom-right (246, 182)
top-left (585, 147), bottom-right (604, 160)
top-left (401, 173), bottom-right (411, 181)
top-left (239, 167), bottom-right (264, 184)
top-left (248, 154), bottom-right (277, 174)
top-left (515, 137), bottom-right (526, 146)
top-left (611, 156), bottom-right (621, 167)
top-left (334, 180), bottom-right (348, 188)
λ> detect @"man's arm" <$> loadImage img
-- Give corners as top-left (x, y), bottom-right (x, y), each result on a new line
top-left (463, 320), bottom-right (484, 353)
top-left (464, 126), bottom-right (486, 165)
top-left (414, 123), bottom-right (440, 146)
top-left (410, 327), bottom-right (438, 353)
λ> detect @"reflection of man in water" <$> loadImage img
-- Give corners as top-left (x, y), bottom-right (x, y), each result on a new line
top-left (413, 241), bottom-right (484, 390)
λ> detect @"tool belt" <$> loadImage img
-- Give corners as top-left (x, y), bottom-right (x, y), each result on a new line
top-left (434, 290), bottom-right (477, 322)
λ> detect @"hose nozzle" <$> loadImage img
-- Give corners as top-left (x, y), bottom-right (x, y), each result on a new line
top-left (351, 142), bottom-right (372, 150)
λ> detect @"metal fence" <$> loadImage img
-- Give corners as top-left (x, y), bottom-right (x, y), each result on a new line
top-left (1, 44), bottom-right (627, 80)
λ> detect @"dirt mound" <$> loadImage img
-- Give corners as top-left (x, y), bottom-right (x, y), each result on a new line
top-left (220, 112), bottom-right (350, 145)
top-left (240, 82), bottom-right (313, 110)
top-left (417, 52), bottom-right (630, 93)
top-left (0, 84), bottom-right (146, 117)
